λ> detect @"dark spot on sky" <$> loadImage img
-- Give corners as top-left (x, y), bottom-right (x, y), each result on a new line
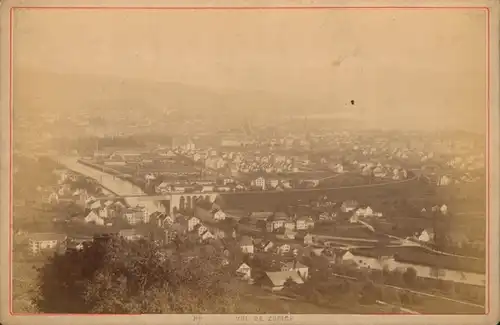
top-left (331, 58), bottom-right (343, 67)
top-left (351, 100), bottom-right (355, 105)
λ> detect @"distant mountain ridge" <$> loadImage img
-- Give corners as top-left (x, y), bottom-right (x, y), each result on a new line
top-left (13, 68), bottom-right (316, 122)
top-left (15, 68), bottom-right (483, 134)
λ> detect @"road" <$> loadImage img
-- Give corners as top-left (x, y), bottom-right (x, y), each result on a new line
top-left (315, 234), bottom-right (401, 244)
top-left (419, 245), bottom-right (484, 260)
top-left (375, 300), bottom-right (420, 314)
top-left (381, 284), bottom-right (485, 309)
top-left (57, 156), bottom-right (161, 214)
top-left (330, 273), bottom-right (484, 311)
top-left (385, 234), bottom-right (483, 260)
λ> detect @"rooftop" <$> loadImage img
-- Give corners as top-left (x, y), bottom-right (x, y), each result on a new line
top-left (265, 270), bottom-right (305, 286)
top-left (29, 233), bottom-right (67, 242)
top-left (119, 229), bottom-right (139, 237)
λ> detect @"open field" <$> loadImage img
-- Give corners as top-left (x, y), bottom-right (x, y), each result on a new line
top-left (221, 177), bottom-right (423, 211)
top-left (236, 283), bottom-right (394, 314)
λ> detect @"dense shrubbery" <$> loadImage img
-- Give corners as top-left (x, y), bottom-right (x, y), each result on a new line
top-left (33, 235), bottom-right (240, 313)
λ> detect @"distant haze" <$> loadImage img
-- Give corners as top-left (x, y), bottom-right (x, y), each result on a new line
top-left (13, 8), bottom-right (488, 131)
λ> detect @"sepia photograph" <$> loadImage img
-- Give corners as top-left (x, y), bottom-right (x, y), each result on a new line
top-left (0, 0), bottom-right (499, 324)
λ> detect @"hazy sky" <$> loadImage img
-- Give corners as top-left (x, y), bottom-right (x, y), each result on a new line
top-left (13, 8), bottom-right (488, 130)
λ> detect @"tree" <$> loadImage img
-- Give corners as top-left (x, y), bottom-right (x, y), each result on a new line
top-left (386, 269), bottom-right (405, 287)
top-left (64, 202), bottom-right (85, 217)
top-left (33, 235), bottom-right (240, 313)
top-left (256, 220), bottom-right (267, 233)
top-left (239, 216), bottom-right (251, 225)
top-left (213, 195), bottom-right (226, 210)
top-left (283, 277), bottom-right (296, 291)
top-left (399, 292), bottom-right (412, 305)
top-left (359, 281), bottom-right (381, 305)
top-left (371, 269), bottom-right (384, 283)
top-left (403, 267), bottom-right (418, 287)
top-left (381, 287), bottom-right (400, 304)
top-left (437, 279), bottom-right (455, 295)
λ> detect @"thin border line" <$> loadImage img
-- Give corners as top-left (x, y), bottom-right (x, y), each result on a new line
top-left (485, 6), bottom-right (491, 316)
top-left (8, 5), bottom-right (492, 317)
top-left (10, 6), bottom-right (491, 10)
top-left (9, 6), bottom-right (14, 317)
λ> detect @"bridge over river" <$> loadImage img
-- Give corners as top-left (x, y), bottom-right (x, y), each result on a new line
top-left (57, 156), bottom-right (420, 214)
top-left (57, 157), bottom-right (219, 214)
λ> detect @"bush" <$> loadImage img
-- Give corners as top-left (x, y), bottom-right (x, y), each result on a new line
top-left (381, 288), bottom-right (400, 304)
top-left (306, 289), bottom-right (324, 304)
top-left (403, 267), bottom-right (418, 287)
top-left (33, 235), bottom-right (239, 313)
top-left (359, 281), bottom-right (382, 305)
top-left (384, 269), bottom-right (405, 287)
top-left (400, 292), bottom-right (411, 305)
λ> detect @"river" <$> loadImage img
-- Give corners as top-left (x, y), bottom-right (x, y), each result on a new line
top-left (57, 156), bottom-right (162, 215)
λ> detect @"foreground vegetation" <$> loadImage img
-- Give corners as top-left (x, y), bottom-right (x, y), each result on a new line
top-left (33, 235), bottom-right (240, 313)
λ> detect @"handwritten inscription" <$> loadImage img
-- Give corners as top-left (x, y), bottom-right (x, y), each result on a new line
top-left (236, 315), bottom-right (294, 322)
top-left (268, 315), bottom-right (294, 322)
top-left (190, 314), bottom-right (294, 323)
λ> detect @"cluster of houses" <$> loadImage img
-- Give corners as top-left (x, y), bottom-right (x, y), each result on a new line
top-left (353, 161), bottom-right (409, 180)
top-left (344, 142), bottom-right (417, 163)
top-left (28, 233), bottom-right (68, 254)
top-left (344, 138), bottom-right (447, 165)
top-left (43, 172), bottom-right (99, 207)
top-left (182, 148), bottom-right (305, 176)
top-left (26, 228), bottom-right (143, 255)
top-left (154, 179), bottom-right (235, 194)
top-left (43, 185), bottom-right (89, 206)
top-left (249, 175), bottom-right (328, 191)
top-left (235, 260), bottom-right (308, 291)
top-left (436, 173), bottom-right (482, 186)
top-left (252, 211), bottom-right (316, 235)
top-left (311, 198), bottom-right (383, 226)
top-left (151, 173), bottom-right (324, 194)
top-left (83, 198), bottom-right (149, 226)
top-left (236, 233), bottom-right (316, 256)
top-left (420, 204), bottom-right (448, 215)
top-left (446, 155), bottom-right (485, 171)
top-left (250, 176), bottom-right (294, 191)
top-left (347, 204), bottom-right (383, 224)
